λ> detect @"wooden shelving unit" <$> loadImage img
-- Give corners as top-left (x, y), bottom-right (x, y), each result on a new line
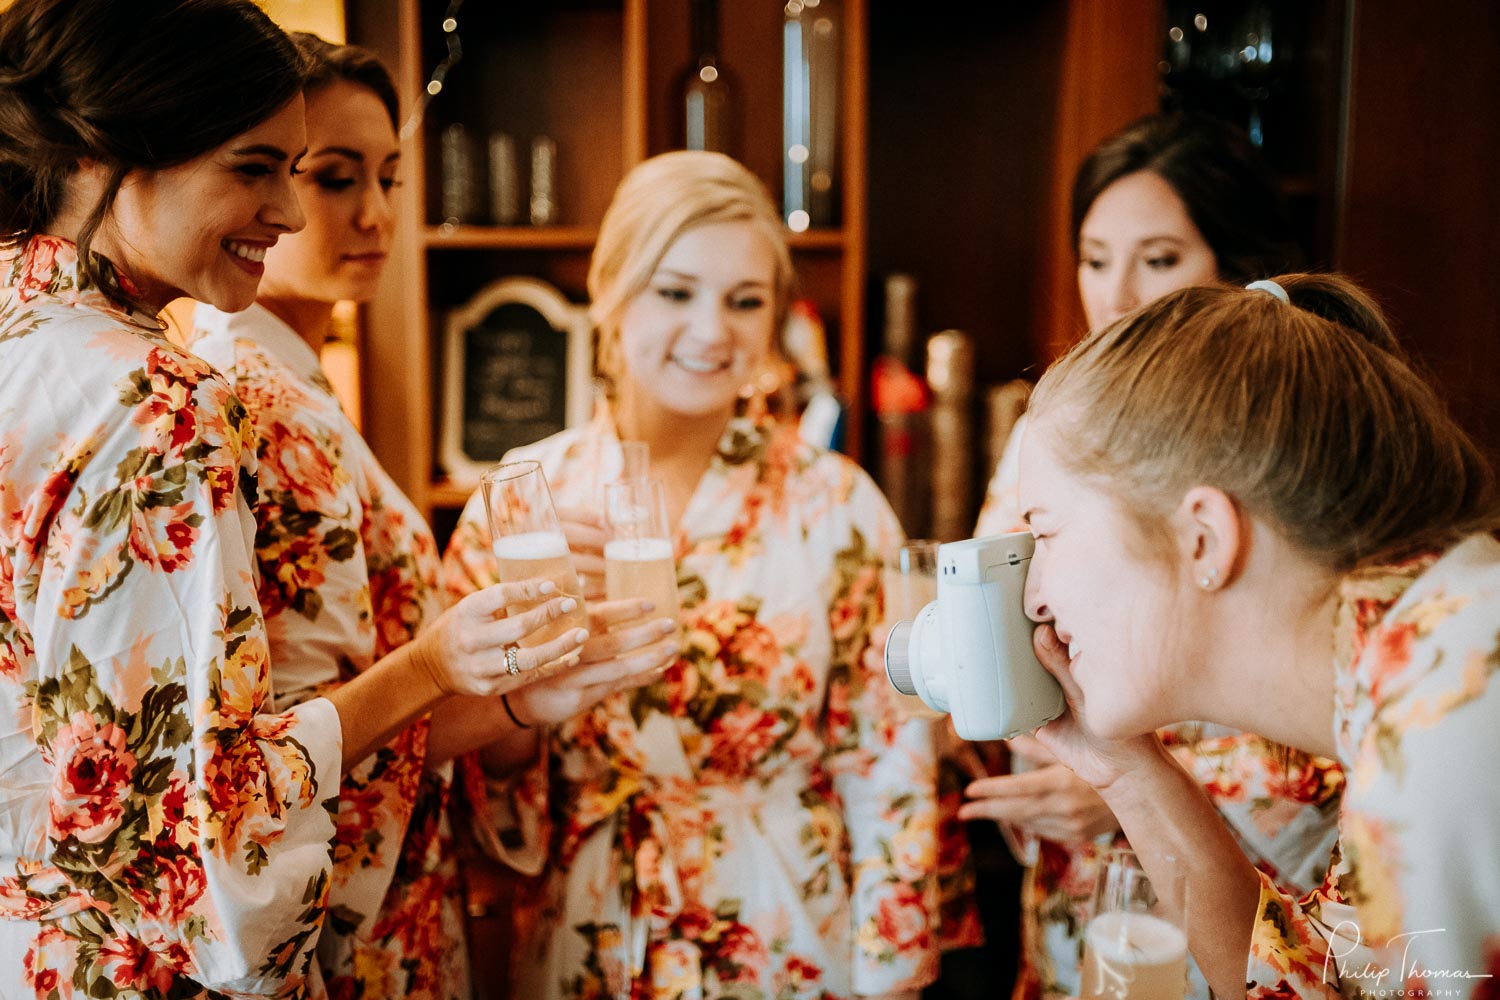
top-left (348, 0), bottom-right (869, 539)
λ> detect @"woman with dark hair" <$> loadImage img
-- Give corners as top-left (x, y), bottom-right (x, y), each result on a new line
top-left (0, 4), bottom-right (591, 996)
top-left (1019, 273), bottom-right (1500, 995)
top-left (955, 112), bottom-right (1340, 1000)
top-left (187, 34), bottom-right (679, 998)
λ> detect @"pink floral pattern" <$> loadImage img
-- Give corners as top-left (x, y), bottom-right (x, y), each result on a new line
top-left (443, 413), bottom-right (940, 999)
top-left (1246, 537), bottom-right (1500, 997)
top-left (191, 303), bottom-right (468, 1000)
top-left (0, 236), bottom-right (340, 998)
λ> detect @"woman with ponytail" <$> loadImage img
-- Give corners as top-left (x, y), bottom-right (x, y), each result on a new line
top-left (1017, 272), bottom-right (1500, 996)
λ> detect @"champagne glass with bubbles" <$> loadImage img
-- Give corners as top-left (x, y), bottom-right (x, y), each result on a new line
top-left (482, 460), bottom-right (589, 654)
top-left (602, 476), bottom-right (680, 633)
top-left (1081, 848), bottom-right (1189, 1000)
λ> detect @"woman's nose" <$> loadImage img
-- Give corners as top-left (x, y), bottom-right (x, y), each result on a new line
top-left (1024, 572), bottom-right (1051, 624)
top-left (1107, 266), bottom-right (1139, 320)
top-left (265, 172), bottom-right (306, 234)
top-left (688, 300), bottom-right (731, 343)
top-left (357, 179), bottom-right (393, 232)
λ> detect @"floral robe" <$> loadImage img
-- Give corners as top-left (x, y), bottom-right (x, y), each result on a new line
top-left (975, 414), bottom-right (1345, 1000)
top-left (0, 236), bottom-right (341, 997)
top-left (442, 413), bottom-right (941, 999)
top-left (1246, 535), bottom-right (1500, 997)
top-left (190, 304), bottom-right (467, 999)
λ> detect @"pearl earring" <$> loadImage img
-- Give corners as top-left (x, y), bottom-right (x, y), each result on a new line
top-left (1198, 567), bottom-right (1220, 590)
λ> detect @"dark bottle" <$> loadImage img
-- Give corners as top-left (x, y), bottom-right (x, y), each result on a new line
top-left (676, 0), bottom-right (737, 156)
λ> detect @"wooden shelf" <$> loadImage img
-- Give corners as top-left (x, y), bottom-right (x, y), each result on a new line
top-left (352, 0), bottom-right (870, 545)
top-left (424, 225), bottom-right (846, 252)
top-left (427, 479), bottom-right (478, 510)
top-left (787, 228), bottom-right (847, 251)
top-left (423, 225), bottom-right (600, 251)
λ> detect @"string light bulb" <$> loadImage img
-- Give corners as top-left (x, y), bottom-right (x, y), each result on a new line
top-left (400, 0), bottom-right (465, 141)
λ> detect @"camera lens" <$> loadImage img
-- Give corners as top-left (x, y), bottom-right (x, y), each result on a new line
top-left (884, 619), bottom-right (917, 696)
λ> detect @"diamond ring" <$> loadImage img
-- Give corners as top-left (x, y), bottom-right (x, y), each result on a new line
top-left (505, 645), bottom-right (521, 676)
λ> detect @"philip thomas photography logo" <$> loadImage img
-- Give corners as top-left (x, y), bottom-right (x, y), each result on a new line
top-left (1325, 922), bottom-right (1495, 998)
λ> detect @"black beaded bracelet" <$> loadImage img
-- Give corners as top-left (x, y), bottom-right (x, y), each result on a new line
top-left (501, 692), bottom-right (531, 729)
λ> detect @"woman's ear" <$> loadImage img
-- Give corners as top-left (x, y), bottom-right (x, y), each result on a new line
top-left (1174, 485), bottom-right (1245, 591)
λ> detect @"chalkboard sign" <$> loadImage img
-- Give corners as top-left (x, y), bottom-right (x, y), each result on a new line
top-left (440, 277), bottom-right (593, 484)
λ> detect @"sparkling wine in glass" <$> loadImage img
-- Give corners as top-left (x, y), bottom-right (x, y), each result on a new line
top-left (602, 477), bottom-right (680, 632)
top-left (1081, 849), bottom-right (1189, 1000)
top-left (482, 460), bottom-right (589, 651)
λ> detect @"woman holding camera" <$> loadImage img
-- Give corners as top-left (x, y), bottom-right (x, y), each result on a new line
top-left (1016, 272), bottom-right (1500, 994)
top-left (959, 113), bottom-right (1342, 1000)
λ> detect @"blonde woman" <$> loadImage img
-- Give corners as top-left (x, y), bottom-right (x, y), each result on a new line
top-left (958, 114), bottom-right (1342, 1000)
top-left (1019, 274), bottom-right (1500, 995)
top-left (443, 151), bottom-right (941, 1000)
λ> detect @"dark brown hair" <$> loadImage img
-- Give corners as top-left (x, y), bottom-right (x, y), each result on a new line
top-left (1030, 273), bottom-right (1498, 571)
top-left (0, 0), bottom-right (304, 300)
top-left (1072, 112), bottom-right (1302, 283)
top-left (290, 32), bottom-right (399, 130)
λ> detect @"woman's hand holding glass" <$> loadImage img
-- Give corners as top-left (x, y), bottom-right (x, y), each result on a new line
top-left (482, 460), bottom-right (591, 647)
top-left (409, 578), bottom-right (589, 697)
top-left (500, 597), bottom-right (679, 727)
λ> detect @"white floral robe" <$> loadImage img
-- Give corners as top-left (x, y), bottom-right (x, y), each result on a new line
top-left (442, 413), bottom-right (942, 999)
top-left (191, 304), bottom-right (468, 999)
top-left (0, 236), bottom-right (341, 998)
top-left (1247, 535), bottom-right (1500, 997)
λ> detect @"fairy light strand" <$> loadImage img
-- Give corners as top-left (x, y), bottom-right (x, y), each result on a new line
top-left (399, 0), bottom-right (465, 141)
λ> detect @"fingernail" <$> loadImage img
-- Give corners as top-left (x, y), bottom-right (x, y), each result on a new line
top-left (573, 628), bottom-right (590, 643)
top-left (658, 618), bottom-right (676, 634)
top-left (540, 580), bottom-right (558, 595)
top-left (640, 600), bottom-right (656, 612)
top-left (561, 597), bottom-right (578, 613)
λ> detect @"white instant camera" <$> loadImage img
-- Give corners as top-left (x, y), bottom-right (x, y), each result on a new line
top-left (884, 532), bottom-right (1066, 741)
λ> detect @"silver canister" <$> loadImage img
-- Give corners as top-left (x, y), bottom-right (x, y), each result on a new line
top-left (440, 123), bottom-right (479, 225)
top-left (488, 132), bottom-right (520, 225)
top-left (529, 135), bottom-right (557, 226)
top-left (926, 329), bottom-right (975, 542)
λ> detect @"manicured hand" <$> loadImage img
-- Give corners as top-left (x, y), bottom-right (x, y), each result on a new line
top-left (504, 597), bottom-right (679, 726)
top-left (414, 578), bottom-right (587, 697)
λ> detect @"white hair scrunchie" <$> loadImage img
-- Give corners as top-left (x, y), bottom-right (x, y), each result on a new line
top-left (1245, 278), bottom-right (1290, 304)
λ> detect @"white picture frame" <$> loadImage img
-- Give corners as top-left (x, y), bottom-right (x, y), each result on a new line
top-left (439, 276), bottom-right (593, 485)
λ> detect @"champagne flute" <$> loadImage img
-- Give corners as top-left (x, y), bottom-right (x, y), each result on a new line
top-left (601, 476), bottom-right (680, 633)
top-left (1081, 848), bottom-right (1189, 1000)
top-left (481, 460), bottom-right (589, 653)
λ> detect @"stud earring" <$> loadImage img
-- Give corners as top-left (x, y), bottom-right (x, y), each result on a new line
top-left (1198, 566), bottom-right (1220, 590)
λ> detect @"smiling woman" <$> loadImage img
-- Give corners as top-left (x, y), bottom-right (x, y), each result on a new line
top-left (0, 6), bottom-right (641, 996)
top-left (965, 112), bottom-right (1337, 1000)
top-left (441, 151), bottom-right (942, 1000)
top-left (184, 34), bottom-right (681, 1000)
top-left (1019, 273), bottom-right (1500, 997)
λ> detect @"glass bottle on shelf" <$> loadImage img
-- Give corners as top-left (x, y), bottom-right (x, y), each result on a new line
top-left (675, 0), bottom-right (738, 156)
top-left (782, 0), bottom-right (839, 232)
top-left (439, 122), bottom-right (480, 227)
